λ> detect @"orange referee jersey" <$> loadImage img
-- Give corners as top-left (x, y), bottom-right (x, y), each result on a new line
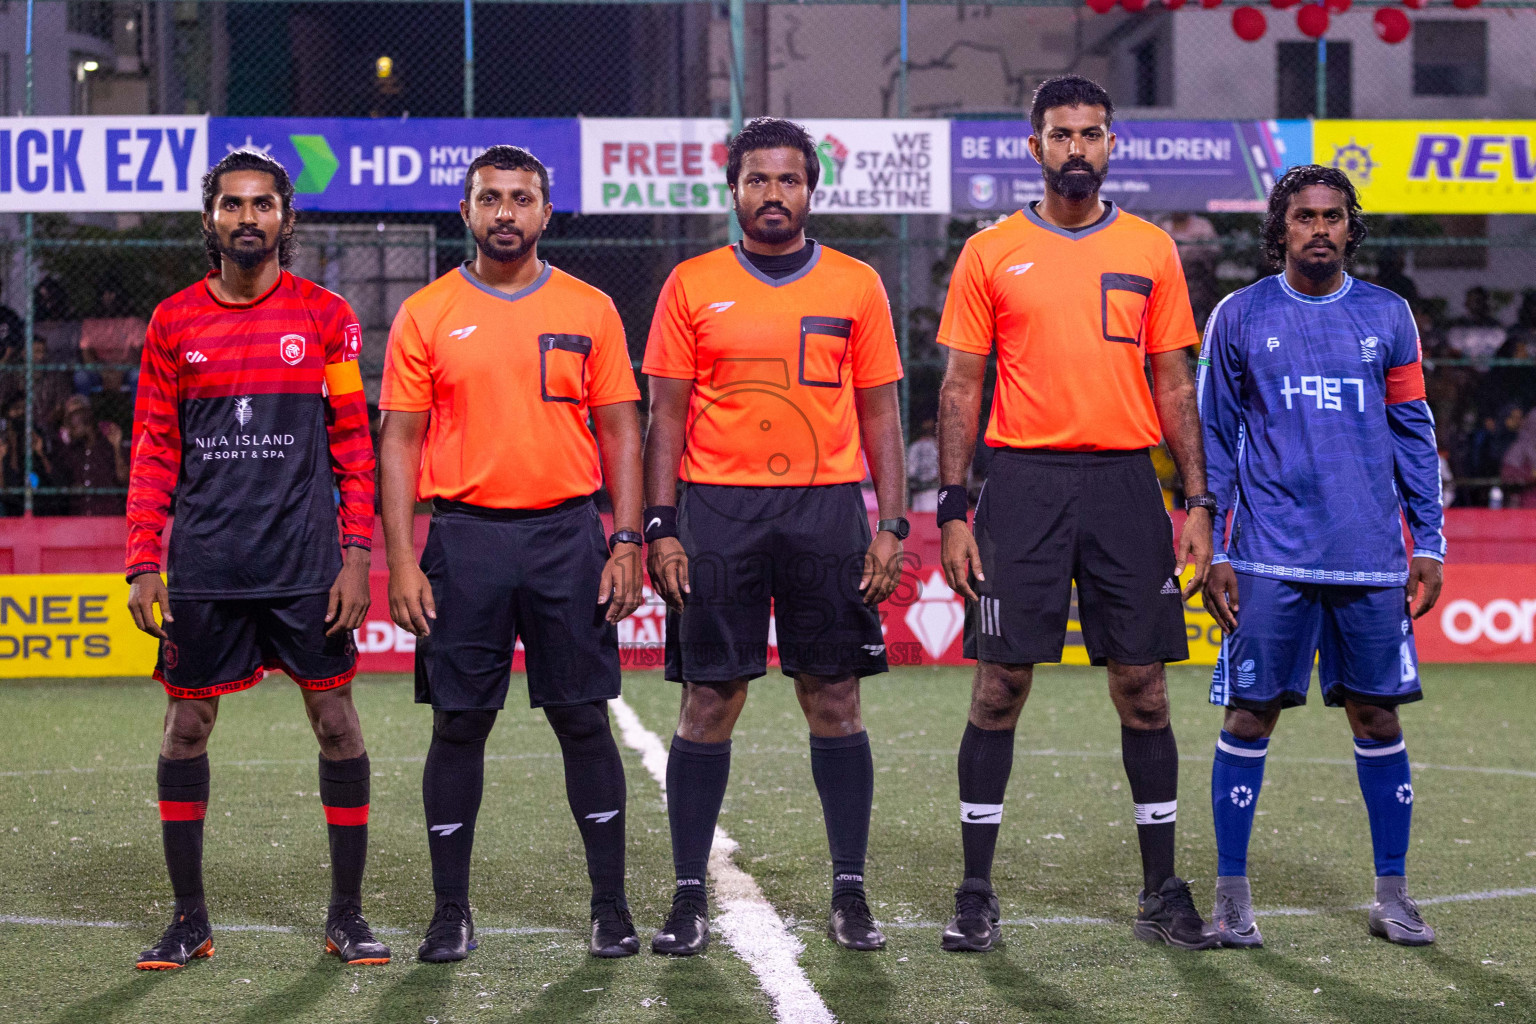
top-left (380, 262), bottom-right (640, 509)
top-left (643, 242), bottom-right (903, 487)
top-left (937, 202), bottom-right (1199, 451)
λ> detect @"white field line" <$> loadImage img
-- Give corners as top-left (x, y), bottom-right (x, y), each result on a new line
top-left (609, 696), bottom-right (837, 1024)
top-left (7, 887), bottom-right (1536, 938)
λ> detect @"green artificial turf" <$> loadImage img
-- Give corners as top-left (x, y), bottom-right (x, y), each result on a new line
top-left (1, 665), bottom-right (1532, 1023)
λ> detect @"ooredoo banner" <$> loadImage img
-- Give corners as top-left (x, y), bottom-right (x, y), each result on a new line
top-left (580, 118), bottom-right (951, 215)
top-left (0, 116), bottom-right (209, 212)
top-left (1416, 564), bottom-right (1536, 663)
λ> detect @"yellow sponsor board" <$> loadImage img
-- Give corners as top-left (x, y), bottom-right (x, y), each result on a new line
top-left (1314, 120), bottom-right (1536, 214)
top-left (0, 574), bottom-right (159, 678)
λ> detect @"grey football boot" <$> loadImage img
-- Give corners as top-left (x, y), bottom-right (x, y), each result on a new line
top-left (1368, 877), bottom-right (1435, 946)
top-left (1211, 876), bottom-right (1263, 948)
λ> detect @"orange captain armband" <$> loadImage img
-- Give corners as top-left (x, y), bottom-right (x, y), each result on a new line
top-left (1384, 361), bottom-right (1426, 405)
top-left (324, 359), bottom-right (365, 398)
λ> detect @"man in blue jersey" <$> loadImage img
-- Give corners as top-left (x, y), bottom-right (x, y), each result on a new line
top-left (1198, 166), bottom-right (1445, 948)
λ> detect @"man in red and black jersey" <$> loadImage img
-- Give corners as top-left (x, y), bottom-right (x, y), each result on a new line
top-left (125, 150), bottom-right (390, 970)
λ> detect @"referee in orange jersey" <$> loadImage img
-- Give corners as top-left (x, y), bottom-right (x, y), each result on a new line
top-left (379, 146), bottom-right (645, 963)
top-left (642, 117), bottom-right (907, 956)
top-left (935, 77), bottom-right (1217, 952)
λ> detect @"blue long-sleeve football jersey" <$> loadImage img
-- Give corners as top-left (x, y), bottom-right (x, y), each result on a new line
top-left (1197, 273), bottom-right (1445, 586)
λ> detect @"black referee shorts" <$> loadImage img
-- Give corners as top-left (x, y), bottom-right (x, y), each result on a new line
top-left (664, 482), bottom-right (888, 683)
top-left (963, 447), bottom-right (1189, 667)
top-left (413, 497), bottom-right (621, 711)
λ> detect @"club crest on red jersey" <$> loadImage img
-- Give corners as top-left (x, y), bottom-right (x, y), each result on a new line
top-left (344, 323), bottom-right (362, 358)
top-left (280, 333), bottom-right (306, 366)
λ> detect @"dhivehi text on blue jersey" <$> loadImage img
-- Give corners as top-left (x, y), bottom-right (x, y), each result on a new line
top-left (1197, 273), bottom-right (1445, 586)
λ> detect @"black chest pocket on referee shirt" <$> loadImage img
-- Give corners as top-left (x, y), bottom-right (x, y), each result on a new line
top-left (539, 333), bottom-right (592, 404)
top-left (1101, 273), bottom-right (1153, 345)
top-left (798, 316), bottom-right (853, 388)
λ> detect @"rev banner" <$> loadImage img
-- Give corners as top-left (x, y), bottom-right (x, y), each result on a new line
top-left (0, 116), bottom-right (208, 213)
top-left (580, 118), bottom-right (950, 214)
top-left (1315, 120), bottom-right (1536, 214)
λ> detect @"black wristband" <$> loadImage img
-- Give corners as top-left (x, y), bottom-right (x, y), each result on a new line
top-left (642, 505), bottom-right (678, 543)
top-left (936, 485), bottom-right (969, 528)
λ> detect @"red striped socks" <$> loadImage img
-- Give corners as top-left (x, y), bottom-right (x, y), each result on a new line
top-left (319, 754), bottom-right (371, 911)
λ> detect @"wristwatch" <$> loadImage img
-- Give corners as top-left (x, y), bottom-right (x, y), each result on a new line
top-left (1184, 493), bottom-right (1218, 515)
top-left (608, 530), bottom-right (643, 553)
top-left (877, 517), bottom-right (911, 540)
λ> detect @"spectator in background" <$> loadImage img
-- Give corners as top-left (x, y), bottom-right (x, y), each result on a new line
top-left (4, 338), bottom-right (75, 436)
top-left (33, 277), bottom-right (71, 322)
top-left (907, 416), bottom-right (939, 511)
top-left (1158, 211), bottom-right (1220, 327)
top-left (0, 277), bottom-right (24, 365)
top-left (0, 427), bottom-right (23, 516)
top-left (1446, 286), bottom-right (1506, 359)
top-left (78, 285), bottom-right (147, 375)
top-left (1500, 409), bottom-right (1536, 508)
top-left (1464, 405), bottom-right (1523, 506)
top-left (51, 393), bottom-right (128, 515)
top-left (1438, 447), bottom-right (1455, 509)
top-left (2, 392), bottom-right (56, 511)
top-left (1372, 247), bottom-right (1419, 307)
top-left (87, 367), bottom-right (136, 437)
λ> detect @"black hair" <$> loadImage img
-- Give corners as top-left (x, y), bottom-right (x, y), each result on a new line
top-left (726, 117), bottom-right (820, 194)
top-left (201, 149), bottom-right (297, 270)
top-left (1262, 164), bottom-right (1368, 267)
top-left (462, 145), bottom-right (550, 204)
top-left (1029, 75), bottom-right (1115, 136)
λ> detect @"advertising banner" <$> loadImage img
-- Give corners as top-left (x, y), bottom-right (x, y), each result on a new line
top-left (0, 574), bottom-right (159, 678)
top-left (580, 118), bottom-right (951, 215)
top-left (208, 118), bottom-right (581, 212)
top-left (952, 119), bottom-right (1310, 215)
top-left (1315, 120), bottom-right (1536, 214)
top-left (0, 116), bottom-right (208, 213)
top-left (1416, 564), bottom-right (1536, 663)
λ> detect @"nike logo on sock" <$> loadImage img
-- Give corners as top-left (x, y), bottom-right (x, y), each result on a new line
top-left (1150, 810), bottom-right (1175, 821)
top-left (961, 801), bottom-right (1004, 823)
top-left (429, 823), bottom-right (463, 836)
top-left (1134, 800), bottom-right (1177, 825)
top-left (584, 810), bottom-right (620, 824)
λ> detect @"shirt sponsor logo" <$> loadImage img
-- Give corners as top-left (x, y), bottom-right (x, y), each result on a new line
top-left (279, 333), bottom-right (306, 366)
top-left (234, 396), bottom-right (253, 428)
top-left (448, 325), bottom-right (478, 340)
top-left (1267, 336), bottom-right (1281, 351)
top-left (707, 301), bottom-right (735, 313)
top-left (1004, 262), bottom-right (1034, 276)
top-left (186, 350), bottom-right (208, 364)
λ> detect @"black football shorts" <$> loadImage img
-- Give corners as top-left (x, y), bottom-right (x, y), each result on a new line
top-left (156, 591), bottom-right (358, 700)
top-left (413, 497), bottom-right (622, 711)
top-left (664, 481), bottom-right (888, 683)
top-left (963, 447), bottom-right (1189, 667)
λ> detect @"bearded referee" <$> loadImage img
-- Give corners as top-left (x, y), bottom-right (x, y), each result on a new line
top-left (643, 117), bottom-right (906, 955)
top-left (379, 146), bottom-right (645, 961)
top-left (935, 76), bottom-right (1217, 952)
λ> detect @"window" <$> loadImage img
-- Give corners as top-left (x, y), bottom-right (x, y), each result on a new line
top-left (1133, 39), bottom-right (1160, 108)
top-left (1277, 41), bottom-right (1352, 118)
top-left (66, 1), bottom-right (114, 40)
top-left (1413, 21), bottom-right (1487, 97)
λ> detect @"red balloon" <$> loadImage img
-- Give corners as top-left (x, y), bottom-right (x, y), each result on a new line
top-left (1452, 0), bottom-right (1481, 7)
top-left (1374, 6), bottom-right (1411, 43)
top-left (1085, 0), bottom-right (1117, 13)
top-left (1297, 3), bottom-right (1329, 36)
top-left (1201, 0), bottom-right (1223, 7)
top-left (1401, 0), bottom-right (1426, 8)
top-left (1163, 0), bottom-right (1189, 10)
top-left (1324, 0), bottom-right (1350, 13)
top-left (1270, 0), bottom-right (1299, 9)
top-left (1233, 5), bottom-right (1268, 40)
top-left (1121, 0), bottom-right (1149, 11)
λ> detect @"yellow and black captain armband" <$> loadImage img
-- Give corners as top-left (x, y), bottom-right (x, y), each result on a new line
top-left (324, 360), bottom-right (365, 399)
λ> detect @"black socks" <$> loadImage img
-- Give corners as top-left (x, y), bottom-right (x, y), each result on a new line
top-left (422, 709), bottom-right (497, 907)
top-left (809, 731), bottom-right (874, 900)
top-left (957, 722), bottom-right (1015, 883)
top-left (1122, 724), bottom-right (1180, 894)
top-left (318, 753), bottom-right (371, 911)
top-left (157, 753), bottom-right (210, 916)
top-left (666, 735), bottom-right (732, 900)
top-left (545, 702), bottom-right (629, 906)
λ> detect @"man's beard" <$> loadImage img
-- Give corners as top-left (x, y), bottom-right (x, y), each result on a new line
top-left (210, 227), bottom-right (278, 271)
top-left (1295, 244), bottom-right (1343, 282)
top-left (1043, 158), bottom-right (1106, 202)
top-left (737, 202), bottom-right (807, 247)
top-left (475, 223), bottom-right (540, 264)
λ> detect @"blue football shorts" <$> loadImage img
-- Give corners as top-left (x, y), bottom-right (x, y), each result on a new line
top-left (1209, 572), bottom-right (1422, 711)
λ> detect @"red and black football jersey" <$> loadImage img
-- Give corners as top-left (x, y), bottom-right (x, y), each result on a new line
top-left (126, 271), bottom-right (375, 599)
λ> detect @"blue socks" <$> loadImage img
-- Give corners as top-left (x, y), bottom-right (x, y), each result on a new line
top-left (1211, 731), bottom-right (1269, 877)
top-left (1354, 734), bottom-right (1413, 877)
